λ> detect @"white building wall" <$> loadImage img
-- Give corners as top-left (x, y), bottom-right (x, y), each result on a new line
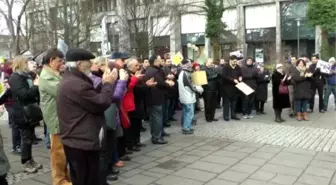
top-left (245, 4), bottom-right (276, 29)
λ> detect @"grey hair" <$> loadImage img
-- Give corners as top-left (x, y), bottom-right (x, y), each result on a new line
top-left (125, 57), bottom-right (138, 69)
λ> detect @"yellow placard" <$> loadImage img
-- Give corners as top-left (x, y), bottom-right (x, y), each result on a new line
top-left (191, 71), bottom-right (208, 86)
top-left (172, 52), bottom-right (183, 66)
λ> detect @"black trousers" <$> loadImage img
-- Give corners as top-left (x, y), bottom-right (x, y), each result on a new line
top-left (255, 100), bottom-right (265, 113)
top-left (21, 126), bottom-right (34, 164)
top-left (223, 95), bottom-right (238, 119)
top-left (204, 91), bottom-right (217, 121)
top-left (243, 93), bottom-right (255, 115)
top-left (129, 117), bottom-right (142, 146)
top-left (310, 84), bottom-right (324, 111)
top-left (100, 130), bottom-right (116, 185)
top-left (0, 174), bottom-right (8, 185)
top-left (64, 145), bottom-right (100, 185)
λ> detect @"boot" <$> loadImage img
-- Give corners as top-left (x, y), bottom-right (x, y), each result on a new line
top-left (274, 109), bottom-right (281, 123)
top-left (302, 112), bottom-right (309, 121)
top-left (296, 112), bottom-right (302, 121)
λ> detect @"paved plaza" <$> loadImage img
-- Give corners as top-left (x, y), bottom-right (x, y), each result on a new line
top-left (1, 96), bottom-right (336, 185)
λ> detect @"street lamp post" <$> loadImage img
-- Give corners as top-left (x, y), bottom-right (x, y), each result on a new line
top-left (110, 21), bottom-right (118, 53)
top-left (296, 18), bottom-right (301, 57)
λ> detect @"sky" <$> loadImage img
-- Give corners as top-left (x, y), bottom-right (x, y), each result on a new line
top-left (0, 1), bottom-right (23, 35)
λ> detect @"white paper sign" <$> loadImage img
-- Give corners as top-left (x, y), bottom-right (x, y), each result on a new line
top-left (235, 82), bottom-right (255, 96)
top-left (317, 60), bottom-right (332, 74)
top-left (57, 39), bottom-right (68, 56)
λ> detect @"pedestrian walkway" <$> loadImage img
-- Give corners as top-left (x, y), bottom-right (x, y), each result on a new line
top-left (1, 103), bottom-right (335, 184)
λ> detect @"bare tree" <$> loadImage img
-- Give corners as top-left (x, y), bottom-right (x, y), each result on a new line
top-left (117, 0), bottom-right (201, 57)
top-left (27, 0), bottom-right (94, 53)
top-left (0, 0), bottom-right (32, 55)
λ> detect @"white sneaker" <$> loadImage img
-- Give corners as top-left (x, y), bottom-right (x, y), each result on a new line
top-left (243, 115), bottom-right (249, 119)
top-left (248, 115), bottom-right (254, 119)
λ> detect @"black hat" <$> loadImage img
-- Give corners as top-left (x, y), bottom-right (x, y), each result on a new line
top-left (109, 52), bottom-right (129, 60)
top-left (148, 55), bottom-right (157, 64)
top-left (65, 48), bottom-right (95, 62)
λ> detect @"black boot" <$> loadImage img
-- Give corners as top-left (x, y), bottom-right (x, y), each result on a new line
top-left (279, 109), bottom-right (285, 122)
top-left (274, 109), bottom-right (282, 123)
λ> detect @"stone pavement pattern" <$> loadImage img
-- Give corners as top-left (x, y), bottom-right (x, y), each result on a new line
top-left (1, 94), bottom-right (335, 185)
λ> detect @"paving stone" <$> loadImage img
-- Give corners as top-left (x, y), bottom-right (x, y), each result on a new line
top-left (270, 174), bottom-right (297, 185)
top-left (11, 179), bottom-right (47, 185)
top-left (173, 168), bottom-right (217, 182)
top-left (229, 163), bottom-right (259, 174)
top-left (170, 150), bottom-right (186, 157)
top-left (241, 179), bottom-right (277, 185)
top-left (139, 162), bottom-right (159, 170)
top-left (310, 159), bottom-right (336, 170)
top-left (224, 145), bottom-right (243, 151)
top-left (160, 145), bottom-right (183, 153)
top-left (212, 150), bottom-right (248, 159)
top-left (201, 155), bottom-right (239, 165)
top-left (187, 161), bottom-right (230, 173)
top-left (231, 141), bottom-right (264, 148)
top-left (240, 156), bottom-right (268, 166)
top-left (298, 174), bottom-right (331, 185)
top-left (122, 174), bottom-right (157, 185)
top-left (133, 156), bottom-right (157, 164)
top-left (183, 145), bottom-right (198, 151)
top-left (197, 145), bottom-right (221, 151)
top-left (121, 162), bottom-right (142, 171)
top-left (155, 175), bottom-right (203, 185)
top-left (268, 157), bottom-right (310, 169)
top-left (304, 166), bottom-right (335, 178)
top-left (120, 168), bottom-right (143, 178)
top-left (155, 160), bottom-right (188, 171)
top-left (174, 155), bottom-right (201, 164)
top-left (148, 167), bottom-right (174, 174)
top-left (314, 152), bottom-right (336, 162)
top-left (186, 149), bottom-right (213, 157)
top-left (217, 170), bottom-right (250, 182)
top-left (170, 142), bottom-right (194, 148)
top-left (250, 170), bottom-right (277, 181)
top-left (141, 171), bottom-right (167, 178)
top-left (32, 173), bottom-right (52, 184)
top-left (155, 156), bottom-right (174, 163)
top-left (236, 147), bottom-right (258, 154)
top-left (332, 174), bottom-right (336, 183)
top-left (250, 151), bottom-right (276, 160)
top-left (146, 150), bottom-right (171, 158)
top-left (275, 152), bottom-right (314, 162)
top-left (257, 145), bottom-right (283, 153)
top-left (282, 147), bottom-right (317, 156)
top-left (205, 178), bottom-right (238, 185)
top-left (260, 164), bottom-right (303, 176)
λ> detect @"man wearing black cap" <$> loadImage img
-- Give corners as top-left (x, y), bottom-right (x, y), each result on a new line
top-left (144, 55), bottom-right (174, 144)
top-left (56, 48), bottom-right (118, 185)
top-left (109, 51), bottom-right (129, 68)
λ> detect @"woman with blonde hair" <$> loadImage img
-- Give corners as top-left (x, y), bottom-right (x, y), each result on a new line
top-left (8, 55), bottom-right (43, 173)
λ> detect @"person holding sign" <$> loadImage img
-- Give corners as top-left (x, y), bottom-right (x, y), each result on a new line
top-left (291, 59), bottom-right (313, 121)
top-left (221, 55), bottom-right (242, 121)
top-left (323, 57), bottom-right (336, 111)
top-left (308, 54), bottom-right (326, 113)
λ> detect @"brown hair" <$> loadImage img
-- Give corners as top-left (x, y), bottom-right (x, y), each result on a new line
top-left (296, 58), bottom-right (306, 66)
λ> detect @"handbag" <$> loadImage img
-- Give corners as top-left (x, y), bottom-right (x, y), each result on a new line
top-left (21, 102), bottom-right (43, 124)
top-left (279, 81), bottom-right (289, 94)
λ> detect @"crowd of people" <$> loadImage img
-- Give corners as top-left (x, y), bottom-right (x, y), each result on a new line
top-left (0, 47), bottom-right (334, 185)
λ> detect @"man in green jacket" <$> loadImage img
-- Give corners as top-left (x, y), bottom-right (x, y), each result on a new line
top-left (39, 49), bottom-right (70, 185)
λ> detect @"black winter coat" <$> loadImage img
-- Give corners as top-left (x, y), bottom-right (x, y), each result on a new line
top-left (221, 64), bottom-right (242, 97)
top-left (255, 70), bottom-right (270, 102)
top-left (272, 71), bottom-right (291, 109)
top-left (291, 68), bottom-right (312, 100)
top-left (8, 72), bottom-right (40, 126)
top-left (241, 65), bottom-right (259, 90)
top-left (309, 63), bottom-right (326, 87)
top-left (202, 66), bottom-right (219, 92)
top-left (144, 66), bottom-right (170, 106)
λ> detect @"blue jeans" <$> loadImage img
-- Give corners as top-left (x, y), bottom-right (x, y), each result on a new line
top-left (44, 123), bottom-right (50, 148)
top-left (181, 103), bottom-right (195, 131)
top-left (295, 99), bottom-right (309, 113)
top-left (149, 105), bottom-right (163, 140)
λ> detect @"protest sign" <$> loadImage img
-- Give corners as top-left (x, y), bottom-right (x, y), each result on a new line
top-left (317, 60), bottom-right (332, 74)
top-left (191, 71), bottom-right (208, 86)
top-left (172, 52), bottom-right (183, 66)
top-left (236, 82), bottom-right (254, 95)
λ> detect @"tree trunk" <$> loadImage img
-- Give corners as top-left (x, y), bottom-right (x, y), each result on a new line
top-left (211, 37), bottom-right (220, 63)
top-left (320, 29), bottom-right (330, 60)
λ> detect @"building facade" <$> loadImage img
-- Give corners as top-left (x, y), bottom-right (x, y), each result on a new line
top-left (27, 0), bottom-right (332, 63)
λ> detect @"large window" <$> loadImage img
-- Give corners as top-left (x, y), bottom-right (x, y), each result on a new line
top-left (281, 1), bottom-right (315, 40)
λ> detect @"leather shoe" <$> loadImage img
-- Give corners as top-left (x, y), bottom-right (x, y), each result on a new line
top-left (224, 118), bottom-right (230, 121)
top-left (231, 116), bottom-right (240, 120)
top-left (320, 110), bottom-right (325, 113)
top-left (126, 150), bottom-right (133, 155)
top-left (109, 168), bottom-right (120, 175)
top-left (107, 174), bottom-right (118, 181)
top-left (162, 132), bottom-right (170, 137)
top-left (212, 118), bottom-right (218, 121)
top-left (130, 146), bottom-right (141, 152)
top-left (152, 139), bottom-right (168, 145)
top-left (169, 117), bottom-right (177, 121)
top-left (163, 123), bottom-right (171, 128)
top-left (136, 143), bottom-right (146, 148)
top-left (120, 155), bottom-right (131, 161)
